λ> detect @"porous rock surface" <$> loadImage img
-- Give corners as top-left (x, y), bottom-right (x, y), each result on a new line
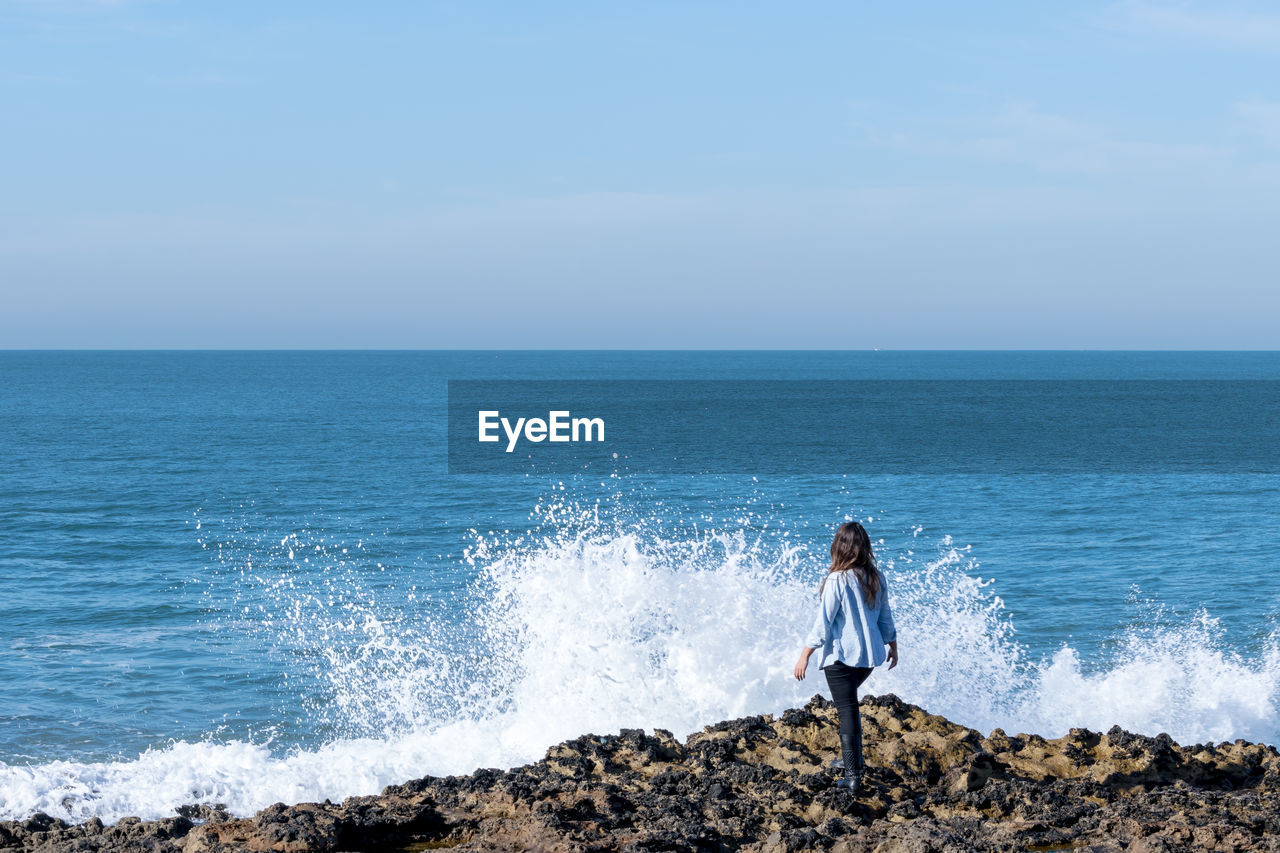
top-left (3, 694), bottom-right (1278, 852)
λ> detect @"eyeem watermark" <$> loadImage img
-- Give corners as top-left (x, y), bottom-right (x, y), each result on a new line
top-left (449, 379), bottom-right (1280, 474)
top-left (478, 410), bottom-right (605, 453)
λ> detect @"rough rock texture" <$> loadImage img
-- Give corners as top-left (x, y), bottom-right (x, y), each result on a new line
top-left (4, 694), bottom-right (1279, 852)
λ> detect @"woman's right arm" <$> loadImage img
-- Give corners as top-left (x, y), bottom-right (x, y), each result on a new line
top-left (878, 572), bottom-right (899, 669)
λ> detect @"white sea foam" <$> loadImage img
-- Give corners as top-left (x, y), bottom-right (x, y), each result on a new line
top-left (3, 505), bottom-right (1277, 824)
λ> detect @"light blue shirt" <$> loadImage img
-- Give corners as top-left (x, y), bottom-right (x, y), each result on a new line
top-left (804, 568), bottom-right (897, 669)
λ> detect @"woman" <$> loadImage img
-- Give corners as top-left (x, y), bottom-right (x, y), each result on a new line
top-left (793, 521), bottom-right (899, 792)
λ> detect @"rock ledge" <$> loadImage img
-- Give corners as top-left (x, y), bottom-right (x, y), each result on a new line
top-left (3, 694), bottom-right (1278, 852)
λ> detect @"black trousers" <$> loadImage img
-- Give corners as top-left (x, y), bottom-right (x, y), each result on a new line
top-left (823, 661), bottom-right (873, 762)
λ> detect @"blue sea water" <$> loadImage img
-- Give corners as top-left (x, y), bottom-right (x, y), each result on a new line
top-left (1, 351), bottom-right (1278, 823)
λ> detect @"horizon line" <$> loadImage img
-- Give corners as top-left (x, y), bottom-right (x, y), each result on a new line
top-left (2, 348), bottom-right (1279, 354)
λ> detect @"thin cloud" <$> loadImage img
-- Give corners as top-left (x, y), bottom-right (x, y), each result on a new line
top-left (1108, 0), bottom-right (1280, 50)
top-left (864, 103), bottom-right (1230, 177)
top-left (5, 0), bottom-right (154, 7)
top-left (1235, 100), bottom-right (1280, 147)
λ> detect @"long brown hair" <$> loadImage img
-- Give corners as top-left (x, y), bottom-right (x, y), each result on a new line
top-left (820, 521), bottom-right (880, 605)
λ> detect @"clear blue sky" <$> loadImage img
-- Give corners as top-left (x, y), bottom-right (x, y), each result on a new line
top-left (3, 1), bottom-right (1278, 348)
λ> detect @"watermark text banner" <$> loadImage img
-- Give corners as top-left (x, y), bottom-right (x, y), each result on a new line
top-left (447, 379), bottom-right (1280, 474)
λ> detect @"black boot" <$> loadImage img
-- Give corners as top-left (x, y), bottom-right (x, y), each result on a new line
top-left (834, 733), bottom-right (862, 791)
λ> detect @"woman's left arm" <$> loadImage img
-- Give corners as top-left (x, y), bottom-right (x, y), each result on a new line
top-left (795, 579), bottom-right (839, 680)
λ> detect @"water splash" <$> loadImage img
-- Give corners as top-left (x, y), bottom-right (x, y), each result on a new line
top-left (3, 500), bottom-right (1277, 824)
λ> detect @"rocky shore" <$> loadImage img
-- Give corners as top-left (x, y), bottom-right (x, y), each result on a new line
top-left (3, 694), bottom-right (1278, 852)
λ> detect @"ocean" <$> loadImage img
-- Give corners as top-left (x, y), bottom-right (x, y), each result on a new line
top-left (1, 351), bottom-right (1277, 824)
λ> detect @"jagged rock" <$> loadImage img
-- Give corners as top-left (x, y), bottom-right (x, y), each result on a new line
top-left (2, 694), bottom-right (1277, 852)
